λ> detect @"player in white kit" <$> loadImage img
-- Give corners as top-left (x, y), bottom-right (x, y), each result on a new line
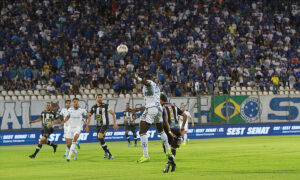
top-left (179, 105), bottom-right (194, 145)
top-left (131, 73), bottom-right (171, 163)
top-left (59, 100), bottom-right (72, 158)
top-left (60, 98), bottom-right (88, 162)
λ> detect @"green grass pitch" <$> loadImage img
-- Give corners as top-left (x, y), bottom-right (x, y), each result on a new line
top-left (1, 136), bottom-right (300, 180)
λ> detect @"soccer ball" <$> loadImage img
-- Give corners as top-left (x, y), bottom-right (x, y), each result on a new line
top-left (117, 44), bottom-right (128, 55)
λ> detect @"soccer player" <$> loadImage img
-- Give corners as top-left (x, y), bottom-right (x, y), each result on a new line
top-left (59, 100), bottom-right (72, 158)
top-left (180, 105), bottom-right (194, 145)
top-left (28, 102), bottom-right (60, 158)
top-left (131, 73), bottom-right (171, 163)
top-left (123, 103), bottom-right (138, 147)
top-left (86, 94), bottom-right (118, 160)
top-left (60, 98), bottom-right (88, 162)
top-left (160, 93), bottom-right (187, 173)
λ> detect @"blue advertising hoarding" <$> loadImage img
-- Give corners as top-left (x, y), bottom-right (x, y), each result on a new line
top-left (1, 123), bottom-right (300, 146)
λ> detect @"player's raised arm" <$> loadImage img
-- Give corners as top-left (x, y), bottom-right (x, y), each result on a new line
top-left (109, 109), bottom-right (119, 130)
top-left (131, 106), bottom-right (146, 113)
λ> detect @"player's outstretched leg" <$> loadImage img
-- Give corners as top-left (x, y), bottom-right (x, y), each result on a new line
top-left (183, 133), bottom-right (187, 145)
top-left (29, 136), bottom-right (46, 158)
top-left (67, 142), bottom-right (76, 162)
top-left (64, 147), bottom-right (69, 158)
top-left (156, 123), bottom-right (172, 158)
top-left (29, 144), bottom-right (42, 159)
top-left (99, 137), bottom-right (113, 160)
top-left (46, 140), bottom-right (57, 153)
top-left (125, 131), bottom-right (131, 147)
top-left (137, 121), bottom-right (151, 163)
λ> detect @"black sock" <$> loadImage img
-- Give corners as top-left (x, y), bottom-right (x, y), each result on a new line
top-left (126, 134), bottom-right (130, 143)
top-left (47, 140), bottom-right (55, 147)
top-left (171, 149), bottom-right (176, 157)
top-left (33, 144), bottom-right (42, 156)
top-left (100, 138), bottom-right (111, 156)
top-left (133, 134), bottom-right (137, 144)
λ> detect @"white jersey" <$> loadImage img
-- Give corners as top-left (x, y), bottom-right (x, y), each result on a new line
top-left (67, 107), bottom-right (87, 128)
top-left (59, 108), bottom-right (70, 128)
top-left (142, 80), bottom-right (161, 108)
top-left (180, 111), bottom-right (192, 122)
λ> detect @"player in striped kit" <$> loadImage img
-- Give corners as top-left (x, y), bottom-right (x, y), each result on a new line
top-left (123, 103), bottom-right (138, 147)
top-left (86, 94), bottom-right (118, 160)
top-left (60, 98), bottom-right (88, 162)
top-left (28, 102), bottom-right (60, 159)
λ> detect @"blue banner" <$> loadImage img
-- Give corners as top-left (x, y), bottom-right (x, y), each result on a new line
top-left (1, 123), bottom-right (300, 146)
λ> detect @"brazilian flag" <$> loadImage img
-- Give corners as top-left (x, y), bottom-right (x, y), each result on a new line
top-left (210, 96), bottom-right (249, 123)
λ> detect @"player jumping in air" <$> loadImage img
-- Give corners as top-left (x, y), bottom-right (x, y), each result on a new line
top-left (86, 94), bottom-right (118, 160)
top-left (28, 102), bottom-right (60, 158)
top-left (60, 98), bottom-right (87, 162)
top-left (131, 73), bottom-right (172, 163)
top-left (123, 103), bottom-right (138, 147)
top-left (180, 105), bottom-right (194, 145)
top-left (160, 93), bottom-right (187, 173)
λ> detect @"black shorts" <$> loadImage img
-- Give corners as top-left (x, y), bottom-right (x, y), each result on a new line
top-left (96, 125), bottom-right (109, 136)
top-left (166, 127), bottom-right (181, 149)
top-left (125, 124), bottom-right (136, 133)
top-left (42, 126), bottom-right (54, 138)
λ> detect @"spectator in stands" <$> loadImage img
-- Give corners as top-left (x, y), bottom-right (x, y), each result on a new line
top-left (271, 74), bottom-right (279, 94)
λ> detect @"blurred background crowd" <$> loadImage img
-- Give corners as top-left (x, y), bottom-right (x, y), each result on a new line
top-left (0, 0), bottom-right (299, 97)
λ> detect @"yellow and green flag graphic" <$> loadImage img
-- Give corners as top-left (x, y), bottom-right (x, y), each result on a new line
top-left (210, 96), bottom-right (249, 123)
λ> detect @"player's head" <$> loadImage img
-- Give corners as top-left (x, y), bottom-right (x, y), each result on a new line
top-left (73, 98), bottom-right (79, 109)
top-left (46, 102), bottom-right (51, 111)
top-left (126, 103), bottom-right (130, 110)
top-left (181, 105), bottom-right (186, 111)
top-left (144, 73), bottom-right (152, 80)
top-left (160, 92), bottom-right (168, 105)
top-left (65, 100), bottom-right (71, 109)
top-left (96, 94), bottom-right (103, 104)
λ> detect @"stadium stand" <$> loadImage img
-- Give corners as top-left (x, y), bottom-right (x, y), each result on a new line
top-left (0, 0), bottom-right (299, 100)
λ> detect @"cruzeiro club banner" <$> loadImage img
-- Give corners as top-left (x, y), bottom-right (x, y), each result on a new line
top-left (211, 96), bottom-right (262, 123)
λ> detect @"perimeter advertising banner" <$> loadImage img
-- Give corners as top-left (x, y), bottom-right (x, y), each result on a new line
top-left (210, 95), bottom-right (300, 123)
top-left (1, 123), bottom-right (300, 146)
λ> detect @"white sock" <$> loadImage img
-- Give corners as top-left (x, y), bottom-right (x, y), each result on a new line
top-left (184, 134), bottom-right (187, 143)
top-left (64, 147), bottom-right (69, 156)
top-left (67, 142), bottom-right (76, 159)
top-left (140, 134), bottom-right (149, 158)
top-left (160, 131), bottom-right (170, 152)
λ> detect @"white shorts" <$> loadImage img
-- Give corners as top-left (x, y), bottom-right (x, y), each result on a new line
top-left (140, 106), bottom-right (163, 124)
top-left (179, 120), bottom-right (188, 131)
top-left (64, 125), bottom-right (70, 139)
top-left (65, 126), bottom-right (81, 139)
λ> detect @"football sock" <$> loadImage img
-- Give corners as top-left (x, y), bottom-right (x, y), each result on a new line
top-left (100, 138), bottom-right (112, 156)
top-left (133, 133), bottom-right (137, 144)
top-left (184, 134), bottom-right (187, 143)
top-left (140, 134), bottom-right (149, 158)
top-left (68, 142), bottom-right (76, 159)
top-left (159, 131), bottom-right (170, 152)
top-left (126, 134), bottom-right (130, 143)
top-left (47, 140), bottom-right (55, 147)
top-left (64, 147), bottom-right (70, 156)
top-left (33, 144), bottom-right (42, 156)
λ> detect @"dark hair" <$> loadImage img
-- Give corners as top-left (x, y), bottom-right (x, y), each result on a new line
top-left (160, 93), bottom-right (168, 102)
top-left (96, 94), bottom-right (102, 98)
top-left (145, 73), bottom-right (152, 79)
top-left (73, 98), bottom-right (79, 101)
top-left (65, 100), bottom-right (71, 103)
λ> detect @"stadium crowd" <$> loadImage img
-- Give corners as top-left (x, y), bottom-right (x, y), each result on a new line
top-left (0, 0), bottom-right (299, 97)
